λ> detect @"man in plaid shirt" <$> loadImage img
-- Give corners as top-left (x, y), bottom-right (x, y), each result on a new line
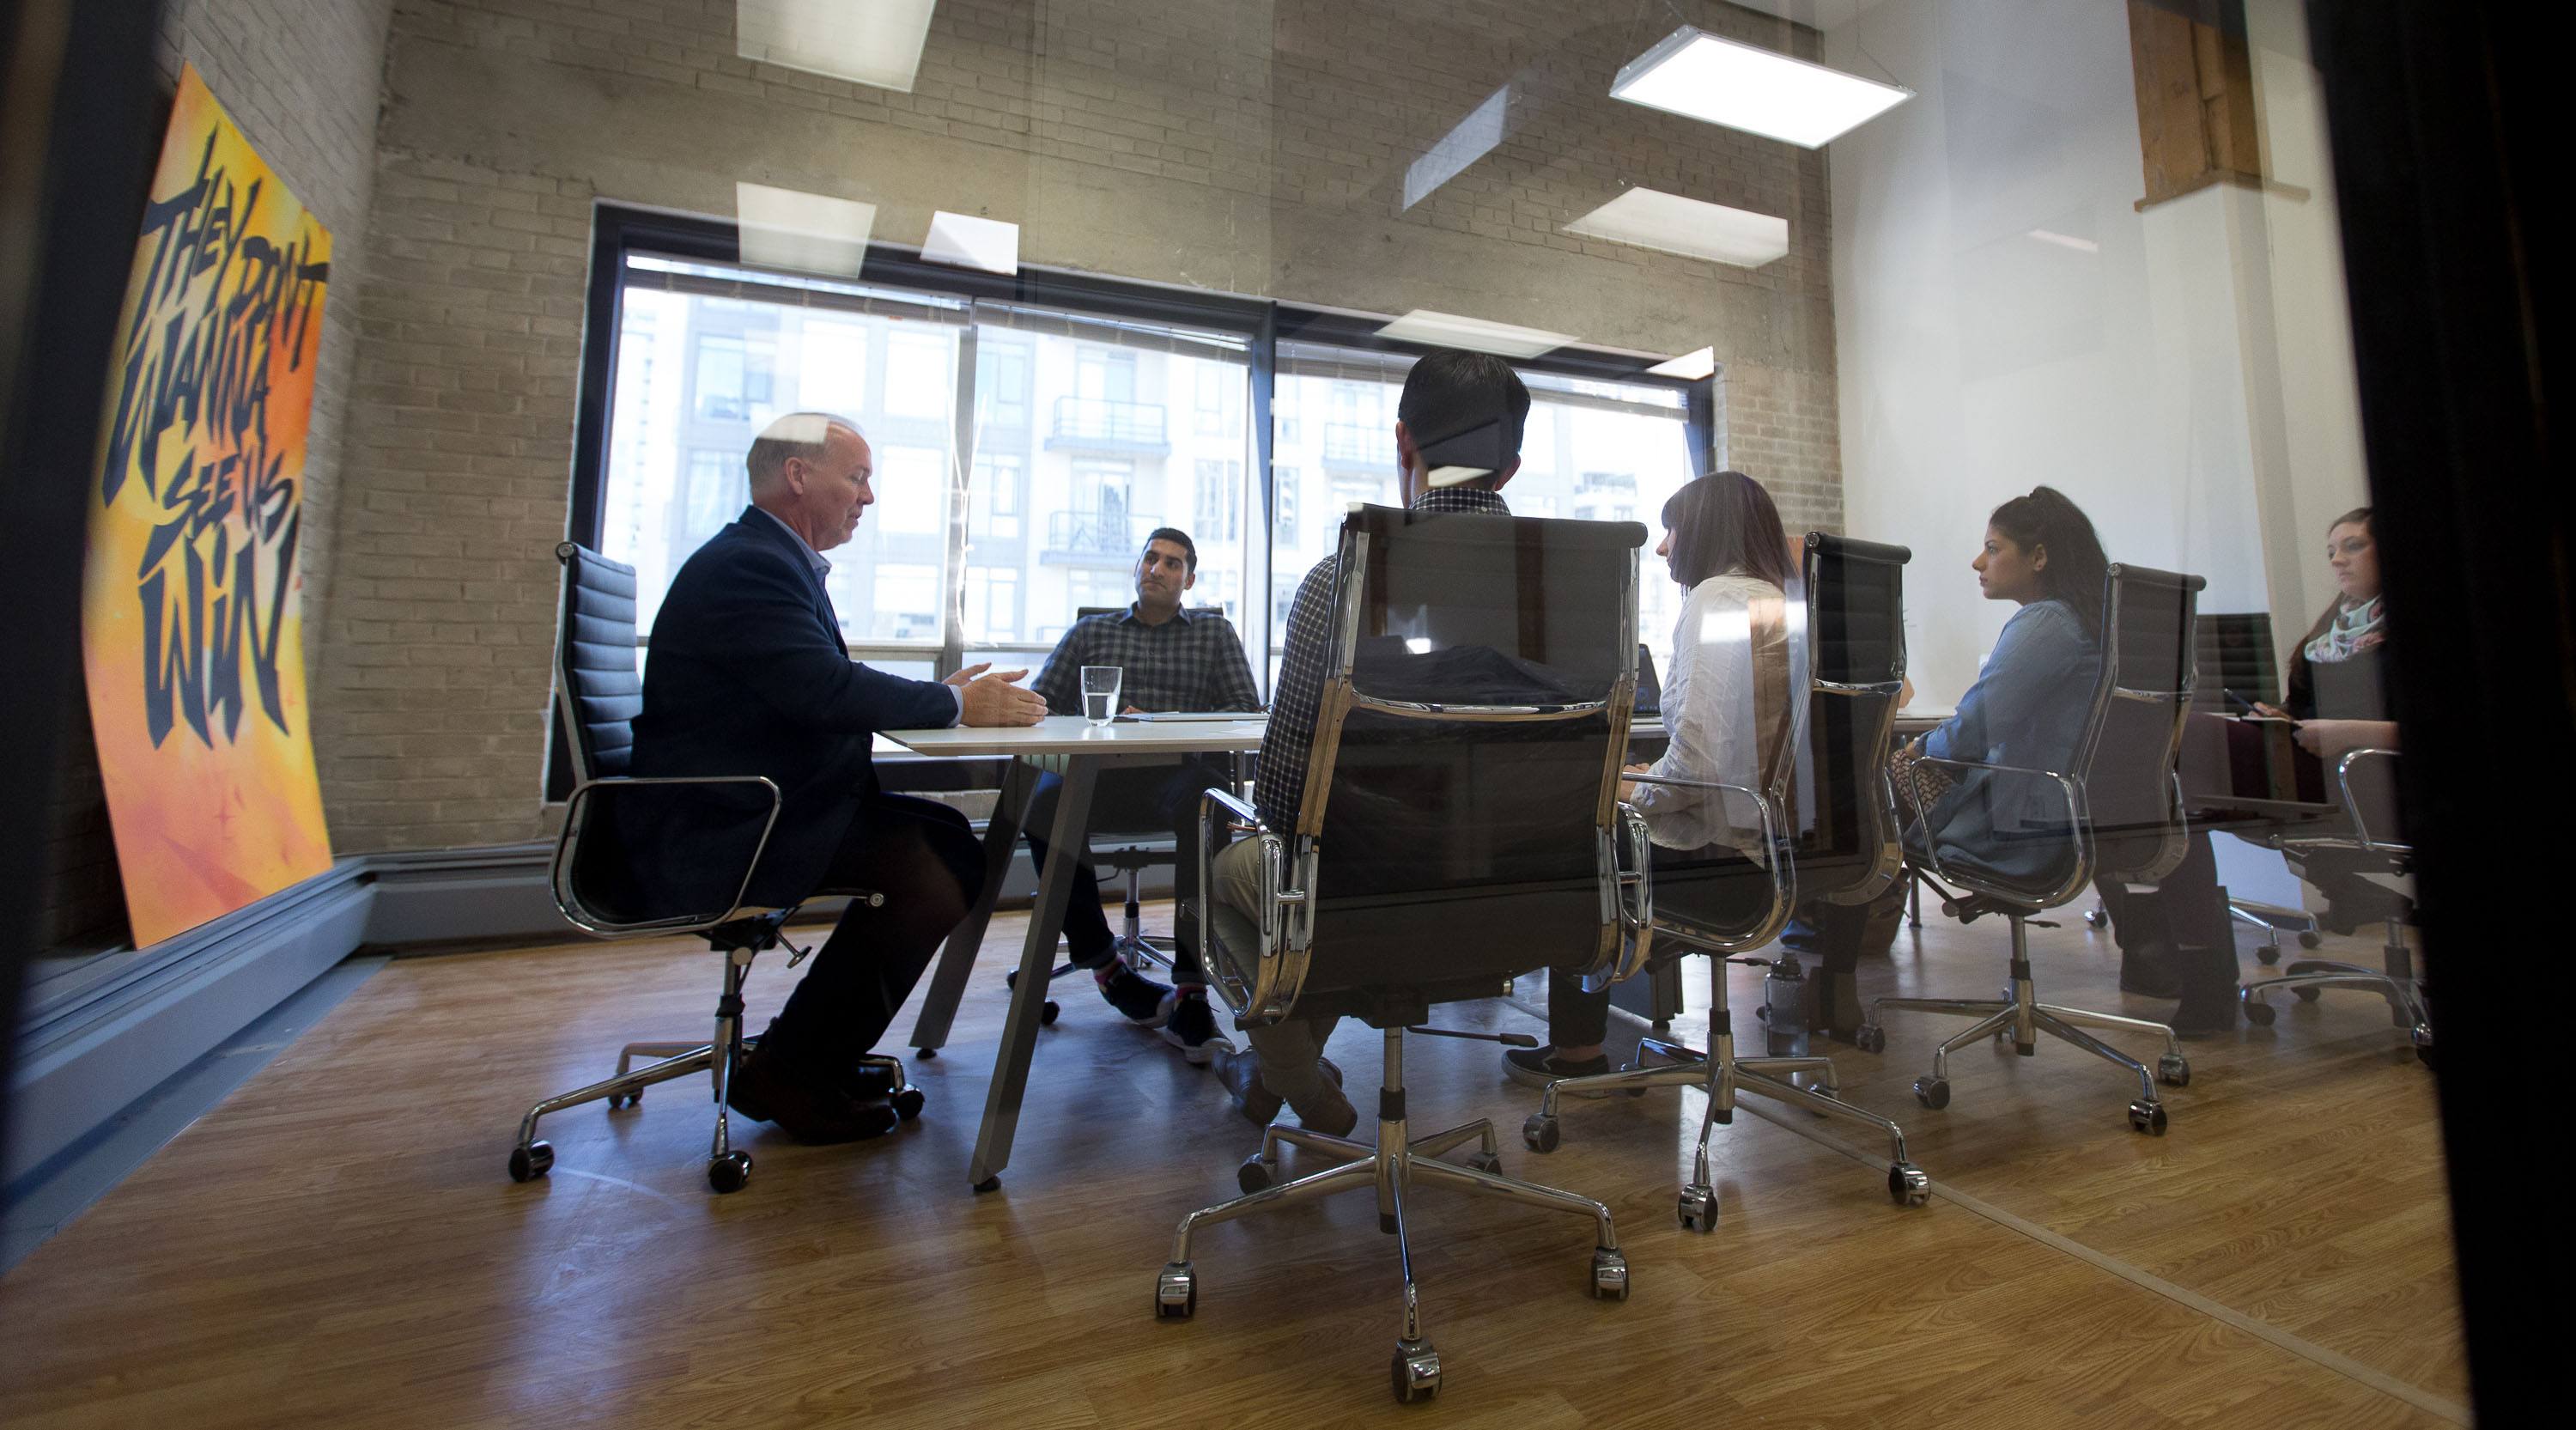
top-left (1024, 527), bottom-right (1261, 1062)
top-left (1208, 350), bottom-right (1529, 1135)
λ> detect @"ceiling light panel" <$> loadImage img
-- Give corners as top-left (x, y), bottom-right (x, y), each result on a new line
top-left (1564, 188), bottom-right (1789, 268)
top-left (1374, 310), bottom-right (1577, 359)
top-left (923, 210), bottom-right (1019, 273)
top-left (738, 0), bottom-right (939, 94)
top-left (1611, 25), bottom-right (1911, 148)
top-left (1647, 347), bottom-right (1717, 380)
top-left (736, 182), bottom-right (878, 278)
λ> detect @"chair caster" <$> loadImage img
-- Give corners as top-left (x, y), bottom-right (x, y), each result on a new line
top-left (1590, 1247), bottom-right (1630, 1300)
top-left (915, 1046), bottom-right (938, 1060)
top-left (607, 1090), bottom-right (640, 1110)
top-left (1041, 1000), bottom-right (1060, 1026)
top-left (973, 1176), bottom-right (1001, 1194)
top-left (707, 1150), bottom-right (753, 1194)
top-left (892, 1087), bottom-right (926, 1122)
top-left (2129, 1100), bottom-right (2168, 1135)
top-left (1889, 1162), bottom-right (1930, 1207)
top-left (1678, 1184), bottom-right (1716, 1232)
top-left (1237, 1154), bottom-right (1276, 1195)
top-left (2293, 984), bottom-right (2322, 1003)
top-left (1155, 1262), bottom-right (1197, 1319)
top-left (2412, 1026), bottom-right (2434, 1066)
top-left (2298, 931), bottom-right (2323, 949)
top-left (2243, 998), bottom-right (2276, 1027)
top-left (2157, 1053), bottom-right (2190, 1087)
top-left (2085, 906), bottom-right (2107, 928)
top-left (1913, 1076), bottom-right (1949, 1111)
top-left (1391, 1338), bottom-right (1440, 1403)
top-left (2256, 943), bottom-right (2281, 966)
top-left (1522, 1114), bottom-right (1560, 1153)
top-left (1853, 1024), bottom-right (1886, 1055)
top-left (1467, 1149), bottom-right (1504, 1175)
top-left (507, 1141), bottom-right (553, 1183)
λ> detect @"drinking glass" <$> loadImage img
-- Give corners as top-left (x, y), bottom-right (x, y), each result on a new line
top-left (1080, 666), bottom-right (1122, 726)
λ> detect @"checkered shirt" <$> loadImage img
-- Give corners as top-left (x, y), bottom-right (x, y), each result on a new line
top-left (1030, 604), bottom-right (1262, 717)
top-left (1254, 488), bottom-right (1511, 831)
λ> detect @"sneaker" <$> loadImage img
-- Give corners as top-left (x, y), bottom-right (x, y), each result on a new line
top-left (1502, 1044), bottom-right (1613, 1092)
top-left (1096, 958), bottom-right (1177, 1027)
top-left (1157, 989), bottom-right (1236, 1064)
top-left (1213, 1049), bottom-right (1345, 1128)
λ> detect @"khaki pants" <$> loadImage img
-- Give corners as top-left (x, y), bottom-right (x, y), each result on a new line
top-left (1212, 837), bottom-right (1340, 1106)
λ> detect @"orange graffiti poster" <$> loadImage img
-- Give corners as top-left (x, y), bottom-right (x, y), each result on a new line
top-left (82, 64), bottom-right (335, 947)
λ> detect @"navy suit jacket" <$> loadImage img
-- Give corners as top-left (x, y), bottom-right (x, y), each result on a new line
top-left (624, 508), bottom-right (958, 914)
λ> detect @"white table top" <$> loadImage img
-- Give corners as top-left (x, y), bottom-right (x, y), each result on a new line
top-left (880, 713), bottom-right (1269, 758)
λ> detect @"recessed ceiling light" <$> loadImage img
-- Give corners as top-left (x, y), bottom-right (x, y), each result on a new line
top-left (1611, 25), bottom-right (1911, 148)
top-left (1565, 188), bottom-right (1789, 268)
top-left (923, 210), bottom-right (1019, 273)
top-left (1375, 309), bottom-right (1576, 359)
top-left (737, 0), bottom-right (939, 94)
top-left (1647, 347), bottom-right (1717, 380)
top-left (736, 182), bottom-right (878, 278)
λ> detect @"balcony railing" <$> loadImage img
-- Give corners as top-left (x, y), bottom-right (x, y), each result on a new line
top-left (1044, 508), bottom-right (1150, 561)
top-left (1322, 421), bottom-right (1394, 469)
top-left (1048, 396), bottom-right (1167, 450)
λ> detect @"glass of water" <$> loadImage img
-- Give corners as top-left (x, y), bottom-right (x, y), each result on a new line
top-left (1080, 665), bottom-right (1122, 726)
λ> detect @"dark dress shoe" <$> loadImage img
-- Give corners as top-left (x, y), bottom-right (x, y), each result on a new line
top-left (1213, 1050), bottom-right (1343, 1129)
top-left (2119, 944), bottom-right (2184, 999)
top-left (728, 1048), bottom-right (900, 1145)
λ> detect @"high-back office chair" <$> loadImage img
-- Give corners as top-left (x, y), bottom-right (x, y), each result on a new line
top-left (1861, 565), bottom-right (2203, 1135)
top-left (507, 543), bottom-right (917, 1195)
top-left (1524, 534), bottom-right (1929, 1226)
top-left (998, 603), bottom-right (1239, 1021)
top-left (2239, 748), bottom-right (2432, 1062)
top-left (1155, 506), bottom-right (1652, 1403)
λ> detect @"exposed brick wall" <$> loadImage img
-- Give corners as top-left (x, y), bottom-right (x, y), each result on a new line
top-left (319, 0), bottom-right (1844, 853)
top-left (39, 0), bottom-right (395, 948)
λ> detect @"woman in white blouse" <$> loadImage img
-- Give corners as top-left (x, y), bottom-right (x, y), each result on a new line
top-left (1505, 471), bottom-right (1801, 1088)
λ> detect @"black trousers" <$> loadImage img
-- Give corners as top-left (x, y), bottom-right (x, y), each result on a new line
top-left (762, 794), bottom-right (984, 1074)
top-left (1019, 758), bottom-right (1230, 985)
top-left (2093, 830), bottom-right (2234, 953)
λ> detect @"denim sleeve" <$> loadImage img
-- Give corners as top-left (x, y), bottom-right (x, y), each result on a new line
top-left (1923, 601), bottom-right (2083, 764)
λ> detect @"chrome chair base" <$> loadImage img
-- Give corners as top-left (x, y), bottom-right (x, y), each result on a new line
top-left (2239, 914), bottom-right (2432, 1064)
top-left (1525, 955), bottom-right (1929, 1226)
top-left (507, 942), bottom-right (920, 1194)
top-left (1153, 1027), bottom-right (1625, 1403)
top-left (1859, 914), bottom-right (2189, 1134)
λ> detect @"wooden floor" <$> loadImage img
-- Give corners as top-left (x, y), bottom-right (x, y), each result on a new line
top-left (0, 904), bottom-right (2467, 1427)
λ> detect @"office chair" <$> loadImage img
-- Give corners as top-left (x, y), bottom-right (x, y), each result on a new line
top-left (2240, 748), bottom-right (2432, 1063)
top-left (999, 603), bottom-right (1237, 1022)
top-left (1526, 533), bottom-right (1929, 1226)
top-left (1861, 565), bottom-right (2204, 1134)
top-left (1155, 506), bottom-right (1651, 1403)
top-left (507, 543), bottom-right (918, 1195)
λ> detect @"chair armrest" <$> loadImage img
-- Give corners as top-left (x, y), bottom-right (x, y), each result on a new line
top-left (1198, 786), bottom-right (1310, 1023)
top-left (2333, 747), bottom-right (2405, 852)
top-left (552, 774), bottom-right (784, 935)
top-left (1903, 755), bottom-right (2088, 906)
top-left (1621, 775), bottom-right (1795, 955)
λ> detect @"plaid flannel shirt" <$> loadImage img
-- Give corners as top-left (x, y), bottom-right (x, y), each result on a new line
top-left (1253, 487), bottom-right (1511, 831)
top-left (1030, 604), bottom-right (1262, 716)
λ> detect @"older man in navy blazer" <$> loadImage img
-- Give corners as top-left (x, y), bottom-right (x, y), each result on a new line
top-left (629, 411), bottom-right (1044, 1143)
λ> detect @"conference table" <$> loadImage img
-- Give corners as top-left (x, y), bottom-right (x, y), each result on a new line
top-left (885, 705), bottom-right (1952, 1192)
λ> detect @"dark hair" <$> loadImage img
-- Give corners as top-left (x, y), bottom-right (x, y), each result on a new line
top-left (2287, 507), bottom-right (2377, 693)
top-left (1661, 470), bottom-right (1796, 592)
top-left (1143, 526), bottom-right (1197, 572)
top-left (1396, 349), bottom-right (1531, 486)
top-left (1986, 485), bottom-right (2111, 635)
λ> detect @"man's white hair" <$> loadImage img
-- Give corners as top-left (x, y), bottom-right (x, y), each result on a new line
top-left (746, 411), bottom-right (864, 495)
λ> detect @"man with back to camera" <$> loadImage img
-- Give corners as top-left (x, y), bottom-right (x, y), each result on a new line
top-left (1023, 527), bottom-right (1262, 1064)
top-left (1205, 349), bottom-right (1529, 1136)
top-left (625, 411), bottom-right (1047, 1144)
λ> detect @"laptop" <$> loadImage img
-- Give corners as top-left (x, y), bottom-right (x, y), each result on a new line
top-left (1634, 644), bottom-right (1662, 716)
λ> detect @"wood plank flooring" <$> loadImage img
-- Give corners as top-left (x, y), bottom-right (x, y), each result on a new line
top-left (0, 905), bottom-right (2466, 1427)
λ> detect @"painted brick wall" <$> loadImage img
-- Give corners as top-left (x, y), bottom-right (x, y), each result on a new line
top-left (319, 0), bottom-right (1845, 854)
top-left (39, 0), bottom-right (396, 948)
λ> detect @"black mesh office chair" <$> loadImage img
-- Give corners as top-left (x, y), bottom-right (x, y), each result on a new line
top-left (2239, 748), bottom-right (2431, 1062)
top-left (1525, 534), bottom-right (1929, 1225)
top-left (1862, 565), bottom-right (2203, 1134)
top-left (1154, 507), bottom-right (1652, 1403)
top-left (507, 543), bottom-right (916, 1195)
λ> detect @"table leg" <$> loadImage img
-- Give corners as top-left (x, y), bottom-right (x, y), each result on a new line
top-left (908, 760), bottom-right (1036, 1055)
top-left (969, 758), bottom-right (1094, 1192)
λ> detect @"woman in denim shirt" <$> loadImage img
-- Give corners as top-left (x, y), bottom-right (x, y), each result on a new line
top-left (1807, 487), bottom-right (2109, 1034)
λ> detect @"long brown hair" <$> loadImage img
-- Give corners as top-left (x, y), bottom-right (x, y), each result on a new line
top-left (1662, 470), bottom-right (1795, 591)
top-left (1987, 485), bottom-right (2111, 636)
top-left (2286, 507), bottom-right (2377, 691)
